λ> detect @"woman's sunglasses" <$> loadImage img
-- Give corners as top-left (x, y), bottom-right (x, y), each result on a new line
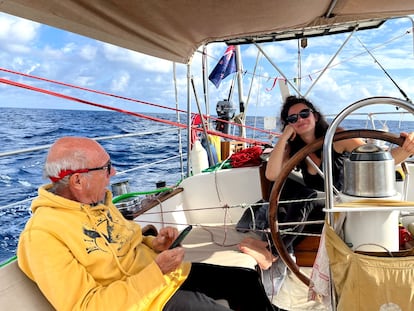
top-left (286, 108), bottom-right (313, 124)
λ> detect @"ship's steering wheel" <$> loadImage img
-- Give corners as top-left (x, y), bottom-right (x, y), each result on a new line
top-left (268, 129), bottom-right (405, 286)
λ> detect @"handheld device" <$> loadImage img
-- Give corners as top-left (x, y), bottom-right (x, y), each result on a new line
top-left (169, 225), bottom-right (193, 249)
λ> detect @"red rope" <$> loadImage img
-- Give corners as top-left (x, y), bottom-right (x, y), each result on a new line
top-left (0, 77), bottom-right (271, 145)
top-left (0, 77), bottom-right (178, 126)
top-left (0, 67), bottom-right (174, 112)
top-left (0, 67), bottom-right (277, 137)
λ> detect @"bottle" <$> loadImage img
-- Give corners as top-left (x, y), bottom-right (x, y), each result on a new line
top-left (190, 140), bottom-right (209, 175)
top-left (201, 135), bottom-right (218, 166)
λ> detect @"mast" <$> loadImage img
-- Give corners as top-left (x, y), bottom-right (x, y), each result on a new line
top-left (202, 45), bottom-right (211, 115)
top-left (235, 45), bottom-right (246, 139)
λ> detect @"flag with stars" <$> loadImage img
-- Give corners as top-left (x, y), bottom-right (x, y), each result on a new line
top-left (208, 45), bottom-right (237, 88)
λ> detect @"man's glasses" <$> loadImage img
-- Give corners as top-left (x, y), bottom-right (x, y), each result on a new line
top-left (86, 160), bottom-right (112, 176)
top-left (286, 108), bottom-right (313, 124)
top-left (49, 160), bottom-right (112, 183)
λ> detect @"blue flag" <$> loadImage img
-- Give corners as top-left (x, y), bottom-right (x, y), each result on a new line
top-left (209, 45), bottom-right (237, 88)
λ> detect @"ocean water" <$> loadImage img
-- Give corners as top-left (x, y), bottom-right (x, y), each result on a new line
top-left (0, 107), bottom-right (272, 263)
top-left (0, 107), bottom-right (191, 264)
top-left (1, 107), bottom-right (414, 264)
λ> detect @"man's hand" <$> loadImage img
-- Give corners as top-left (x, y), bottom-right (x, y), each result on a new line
top-left (152, 227), bottom-right (178, 252)
top-left (154, 247), bottom-right (185, 274)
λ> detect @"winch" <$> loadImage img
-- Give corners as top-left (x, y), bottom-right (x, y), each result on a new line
top-left (111, 180), bottom-right (142, 219)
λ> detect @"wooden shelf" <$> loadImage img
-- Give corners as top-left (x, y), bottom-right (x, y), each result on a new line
top-left (136, 187), bottom-right (183, 217)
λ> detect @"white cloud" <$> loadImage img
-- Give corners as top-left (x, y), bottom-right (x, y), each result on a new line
top-left (79, 45), bottom-right (97, 61)
top-left (42, 46), bottom-right (64, 59)
top-left (110, 71), bottom-right (130, 92)
top-left (62, 42), bottom-right (77, 54)
top-left (256, 44), bottom-right (291, 62)
top-left (26, 64), bottom-right (40, 75)
top-left (2, 43), bottom-right (31, 54)
top-left (102, 43), bottom-right (171, 73)
top-left (74, 76), bottom-right (95, 87)
top-left (0, 14), bottom-right (39, 53)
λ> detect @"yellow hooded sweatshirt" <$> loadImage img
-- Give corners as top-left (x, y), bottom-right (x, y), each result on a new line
top-left (17, 185), bottom-right (191, 311)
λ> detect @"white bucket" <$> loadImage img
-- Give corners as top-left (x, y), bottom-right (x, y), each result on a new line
top-left (344, 210), bottom-right (400, 252)
top-left (340, 193), bottom-right (401, 252)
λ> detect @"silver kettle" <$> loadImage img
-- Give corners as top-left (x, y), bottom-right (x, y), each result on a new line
top-left (343, 144), bottom-right (396, 197)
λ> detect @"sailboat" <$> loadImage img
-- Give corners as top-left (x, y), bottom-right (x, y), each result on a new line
top-left (1, 1), bottom-right (414, 310)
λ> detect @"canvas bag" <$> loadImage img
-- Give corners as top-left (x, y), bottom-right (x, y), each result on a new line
top-left (325, 224), bottom-right (414, 311)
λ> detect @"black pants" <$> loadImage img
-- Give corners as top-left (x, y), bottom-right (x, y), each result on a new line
top-left (278, 177), bottom-right (325, 252)
top-left (163, 263), bottom-right (274, 311)
top-left (236, 177), bottom-right (325, 254)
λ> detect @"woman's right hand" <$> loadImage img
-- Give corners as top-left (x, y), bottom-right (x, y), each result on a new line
top-left (154, 247), bottom-right (185, 274)
top-left (282, 124), bottom-right (296, 141)
top-left (265, 125), bottom-right (294, 181)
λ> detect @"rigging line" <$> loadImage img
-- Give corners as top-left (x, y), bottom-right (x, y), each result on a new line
top-left (244, 50), bottom-right (261, 118)
top-left (304, 27), bottom-right (357, 97)
top-left (0, 197), bottom-right (33, 211)
top-left (227, 72), bottom-right (236, 102)
top-left (195, 47), bottom-right (224, 63)
top-left (252, 58), bottom-right (264, 140)
top-left (141, 203), bottom-right (257, 215)
top-left (0, 77), bottom-right (270, 145)
top-left (0, 67), bottom-right (175, 112)
top-left (254, 42), bottom-right (302, 97)
top-left (199, 224), bottom-right (239, 248)
top-left (0, 129), bottom-right (179, 158)
top-left (0, 77), bottom-right (183, 126)
top-left (245, 28), bottom-right (411, 85)
top-left (116, 154), bottom-right (182, 175)
top-left (356, 35), bottom-right (412, 103)
top-left (0, 66), bottom-right (233, 131)
top-left (304, 29), bottom-right (412, 80)
top-left (297, 39), bottom-right (301, 92)
top-left (190, 75), bottom-right (215, 164)
top-left (0, 67), bottom-right (277, 138)
top-left (201, 45), bottom-right (210, 116)
top-left (173, 62), bottom-right (185, 181)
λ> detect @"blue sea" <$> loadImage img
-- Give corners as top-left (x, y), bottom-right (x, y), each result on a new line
top-left (1, 107), bottom-right (414, 264)
top-left (0, 107), bottom-right (194, 264)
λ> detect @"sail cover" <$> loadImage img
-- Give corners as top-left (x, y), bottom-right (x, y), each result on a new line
top-left (0, 0), bottom-right (413, 63)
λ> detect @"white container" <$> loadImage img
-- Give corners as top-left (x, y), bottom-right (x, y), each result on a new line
top-left (340, 193), bottom-right (401, 252)
top-left (344, 210), bottom-right (400, 252)
top-left (190, 140), bottom-right (209, 175)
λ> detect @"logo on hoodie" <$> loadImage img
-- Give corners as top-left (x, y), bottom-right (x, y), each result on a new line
top-left (83, 210), bottom-right (136, 256)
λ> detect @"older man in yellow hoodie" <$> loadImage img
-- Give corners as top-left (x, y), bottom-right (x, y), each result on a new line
top-left (17, 136), bottom-right (273, 311)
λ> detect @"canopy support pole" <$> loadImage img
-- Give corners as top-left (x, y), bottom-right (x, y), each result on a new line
top-left (254, 42), bottom-right (302, 96)
top-left (304, 28), bottom-right (356, 97)
top-left (186, 60), bottom-right (192, 177)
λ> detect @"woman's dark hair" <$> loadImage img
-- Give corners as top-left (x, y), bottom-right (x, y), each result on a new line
top-left (280, 95), bottom-right (329, 156)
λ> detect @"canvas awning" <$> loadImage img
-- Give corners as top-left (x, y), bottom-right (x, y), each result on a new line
top-left (0, 0), bottom-right (414, 63)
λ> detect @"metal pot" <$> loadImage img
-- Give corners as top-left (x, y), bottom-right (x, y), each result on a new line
top-left (343, 144), bottom-right (395, 197)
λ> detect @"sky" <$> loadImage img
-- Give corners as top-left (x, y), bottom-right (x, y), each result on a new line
top-left (1, 12), bottom-right (414, 121)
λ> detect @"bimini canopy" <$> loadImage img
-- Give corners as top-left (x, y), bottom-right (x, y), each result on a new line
top-left (1, 0), bottom-right (414, 63)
